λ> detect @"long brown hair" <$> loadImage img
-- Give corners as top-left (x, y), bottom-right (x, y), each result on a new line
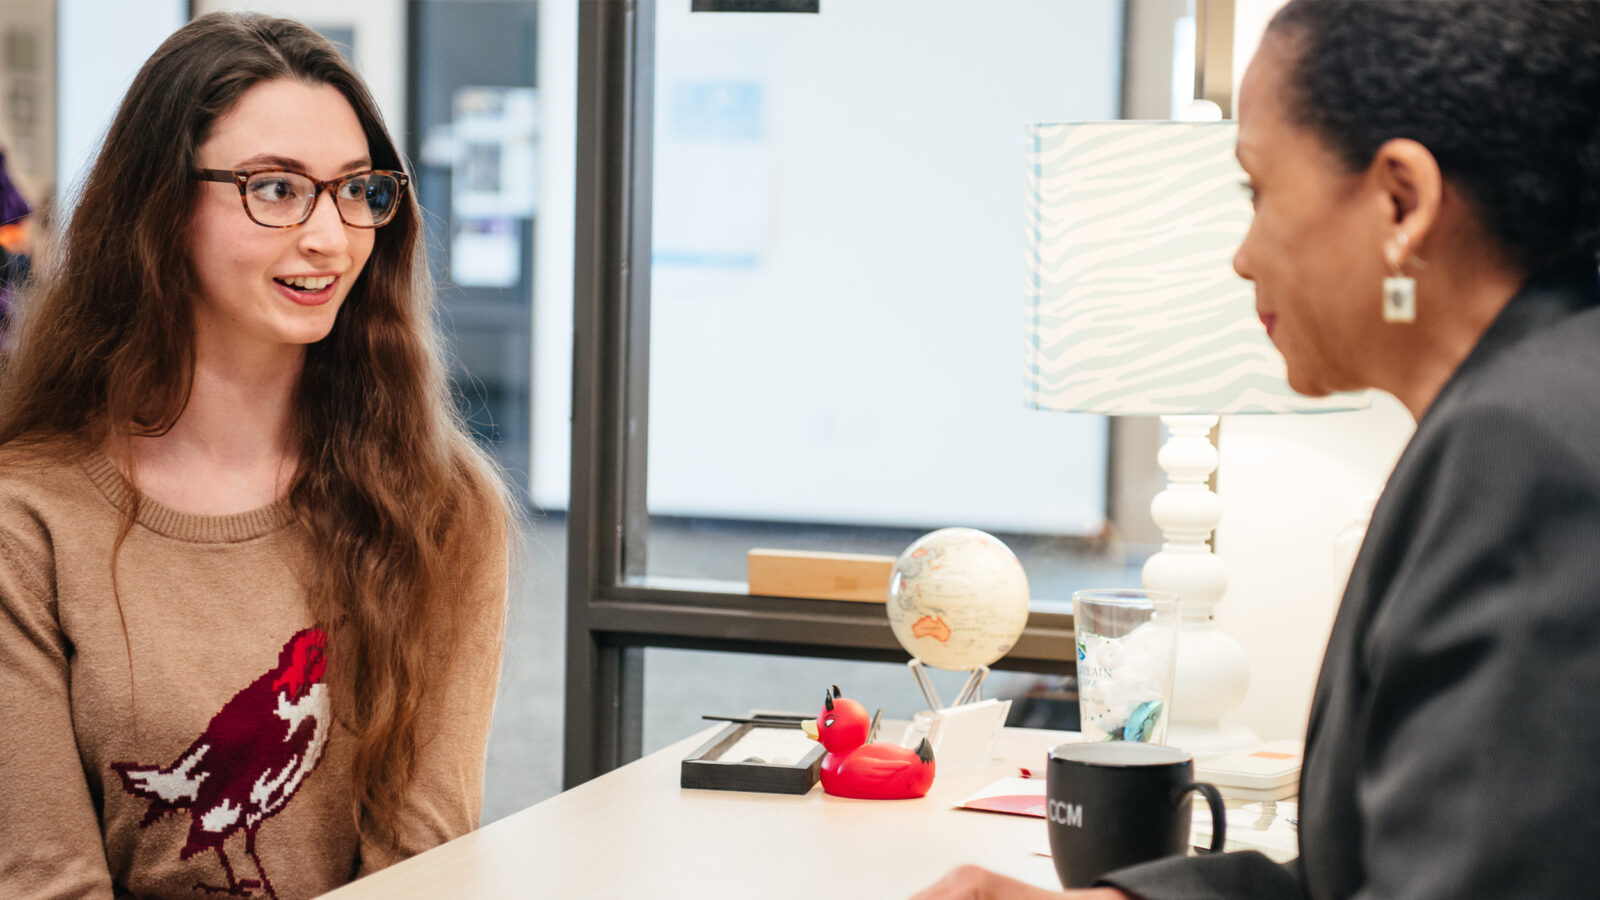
top-left (0, 13), bottom-right (508, 845)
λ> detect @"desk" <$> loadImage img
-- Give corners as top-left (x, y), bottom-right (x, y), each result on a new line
top-left (325, 726), bottom-right (1072, 899)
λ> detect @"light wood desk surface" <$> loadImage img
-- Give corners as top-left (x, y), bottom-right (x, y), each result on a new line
top-left (325, 726), bottom-right (1073, 899)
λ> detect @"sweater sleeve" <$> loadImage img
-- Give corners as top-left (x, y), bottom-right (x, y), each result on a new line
top-left (0, 511), bottom-right (116, 898)
top-left (354, 516), bottom-right (510, 875)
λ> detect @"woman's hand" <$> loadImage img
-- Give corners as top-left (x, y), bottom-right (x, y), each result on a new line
top-left (909, 865), bottom-right (1133, 900)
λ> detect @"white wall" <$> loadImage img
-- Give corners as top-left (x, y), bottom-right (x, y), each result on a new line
top-left (195, 0), bottom-right (408, 144)
top-left (57, 1), bottom-right (407, 210)
top-left (1217, 398), bottom-right (1413, 739)
top-left (1213, 0), bottom-right (1417, 741)
top-left (57, 0), bottom-right (187, 204)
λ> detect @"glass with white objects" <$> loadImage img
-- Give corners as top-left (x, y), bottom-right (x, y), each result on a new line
top-left (1073, 589), bottom-right (1180, 743)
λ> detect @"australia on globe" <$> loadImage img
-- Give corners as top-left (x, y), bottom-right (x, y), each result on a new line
top-left (886, 527), bottom-right (1031, 671)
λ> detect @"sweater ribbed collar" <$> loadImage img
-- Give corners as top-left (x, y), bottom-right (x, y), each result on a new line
top-left (81, 451), bottom-right (296, 543)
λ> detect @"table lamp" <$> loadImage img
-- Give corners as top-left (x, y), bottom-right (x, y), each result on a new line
top-left (1023, 120), bottom-right (1366, 755)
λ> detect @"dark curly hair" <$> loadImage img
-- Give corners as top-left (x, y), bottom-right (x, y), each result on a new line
top-left (1266, 0), bottom-right (1600, 270)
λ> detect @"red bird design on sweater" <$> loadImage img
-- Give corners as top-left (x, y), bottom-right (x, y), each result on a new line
top-left (112, 627), bottom-right (331, 899)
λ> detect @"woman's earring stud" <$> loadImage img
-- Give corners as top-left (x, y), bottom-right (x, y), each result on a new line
top-left (1383, 234), bottom-right (1417, 323)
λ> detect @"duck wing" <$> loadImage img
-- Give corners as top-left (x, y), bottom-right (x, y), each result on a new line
top-left (838, 745), bottom-right (918, 780)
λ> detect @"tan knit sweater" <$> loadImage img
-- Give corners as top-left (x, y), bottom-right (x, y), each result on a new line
top-left (0, 444), bottom-right (508, 899)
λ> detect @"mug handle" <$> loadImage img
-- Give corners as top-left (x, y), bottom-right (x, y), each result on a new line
top-left (1175, 782), bottom-right (1227, 853)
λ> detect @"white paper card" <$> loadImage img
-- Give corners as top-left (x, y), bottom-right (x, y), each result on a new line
top-left (924, 699), bottom-right (1011, 770)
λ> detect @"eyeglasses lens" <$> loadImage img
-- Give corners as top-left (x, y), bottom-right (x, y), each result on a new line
top-left (244, 171), bottom-right (401, 227)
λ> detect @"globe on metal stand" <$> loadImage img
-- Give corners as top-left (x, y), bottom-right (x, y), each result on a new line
top-left (905, 658), bottom-right (990, 713)
top-left (887, 528), bottom-right (1031, 766)
top-left (886, 527), bottom-right (1031, 698)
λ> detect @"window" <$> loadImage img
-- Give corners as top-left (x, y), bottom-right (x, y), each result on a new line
top-left (563, 0), bottom-right (1199, 786)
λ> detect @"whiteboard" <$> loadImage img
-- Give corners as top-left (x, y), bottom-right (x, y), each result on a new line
top-left (534, 0), bottom-right (1124, 535)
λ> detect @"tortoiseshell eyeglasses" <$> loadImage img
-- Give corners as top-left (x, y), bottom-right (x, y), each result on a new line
top-left (195, 167), bottom-right (408, 228)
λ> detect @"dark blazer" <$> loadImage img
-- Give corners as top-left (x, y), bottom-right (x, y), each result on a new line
top-left (1103, 260), bottom-right (1600, 899)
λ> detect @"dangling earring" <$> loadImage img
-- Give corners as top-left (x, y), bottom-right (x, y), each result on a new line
top-left (1382, 232), bottom-right (1417, 323)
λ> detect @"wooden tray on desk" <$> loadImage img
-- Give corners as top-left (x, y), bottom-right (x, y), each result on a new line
top-left (680, 721), bottom-right (825, 795)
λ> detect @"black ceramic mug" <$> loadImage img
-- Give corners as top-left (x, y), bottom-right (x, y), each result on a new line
top-left (1046, 742), bottom-right (1227, 888)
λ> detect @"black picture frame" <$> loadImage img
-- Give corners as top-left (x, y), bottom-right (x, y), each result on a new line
top-left (680, 722), bottom-right (825, 794)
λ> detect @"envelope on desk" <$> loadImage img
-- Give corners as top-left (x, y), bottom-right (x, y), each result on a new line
top-left (954, 775), bottom-right (1046, 817)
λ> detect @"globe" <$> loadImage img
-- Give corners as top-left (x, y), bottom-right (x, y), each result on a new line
top-left (886, 527), bottom-right (1031, 671)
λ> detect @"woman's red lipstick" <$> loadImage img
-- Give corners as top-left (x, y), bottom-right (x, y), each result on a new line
top-left (1259, 312), bottom-right (1277, 337)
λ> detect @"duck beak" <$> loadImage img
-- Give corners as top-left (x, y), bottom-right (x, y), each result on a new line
top-left (801, 719), bottom-right (819, 741)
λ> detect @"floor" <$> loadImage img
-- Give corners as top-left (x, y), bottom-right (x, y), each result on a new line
top-left (479, 514), bottom-right (1143, 823)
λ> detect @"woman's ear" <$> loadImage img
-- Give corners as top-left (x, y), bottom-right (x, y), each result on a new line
top-left (1369, 137), bottom-right (1442, 269)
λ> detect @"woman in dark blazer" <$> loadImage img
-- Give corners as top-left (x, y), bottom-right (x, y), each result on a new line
top-left (915, 1), bottom-right (1600, 897)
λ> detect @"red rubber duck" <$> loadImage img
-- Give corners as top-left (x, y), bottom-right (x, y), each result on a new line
top-left (801, 685), bottom-right (935, 799)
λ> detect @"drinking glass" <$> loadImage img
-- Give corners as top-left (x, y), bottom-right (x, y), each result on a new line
top-left (1073, 589), bottom-right (1180, 743)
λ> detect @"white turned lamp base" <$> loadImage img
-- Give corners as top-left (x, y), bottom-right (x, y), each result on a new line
top-left (1165, 625), bottom-right (1258, 757)
top-left (1142, 415), bottom-right (1260, 758)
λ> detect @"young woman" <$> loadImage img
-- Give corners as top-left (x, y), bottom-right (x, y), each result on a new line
top-left (915, 1), bottom-right (1600, 897)
top-left (0, 14), bottom-right (510, 899)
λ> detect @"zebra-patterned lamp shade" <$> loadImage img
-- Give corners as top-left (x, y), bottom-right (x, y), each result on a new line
top-left (1024, 121), bottom-right (1368, 415)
